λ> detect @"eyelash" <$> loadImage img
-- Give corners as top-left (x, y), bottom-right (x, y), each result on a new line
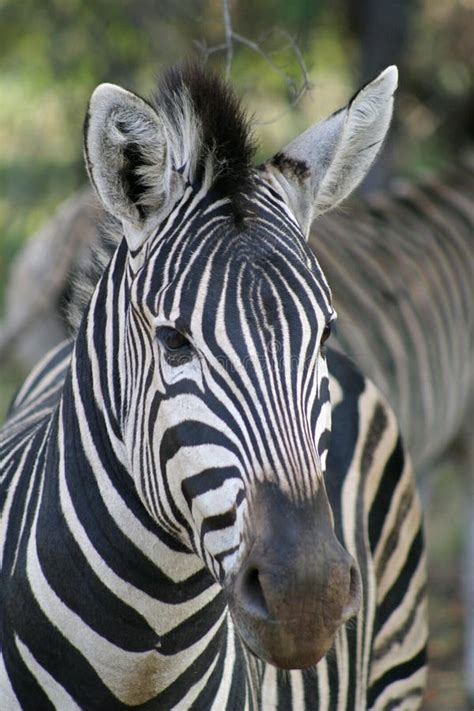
top-left (320, 322), bottom-right (332, 357)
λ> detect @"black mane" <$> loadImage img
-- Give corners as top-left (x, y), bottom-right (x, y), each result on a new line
top-left (154, 63), bottom-right (257, 216)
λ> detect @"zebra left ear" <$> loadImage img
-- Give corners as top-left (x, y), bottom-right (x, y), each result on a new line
top-left (84, 83), bottom-right (183, 251)
top-left (267, 66), bottom-right (398, 236)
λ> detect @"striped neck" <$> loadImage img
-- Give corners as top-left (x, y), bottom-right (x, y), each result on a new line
top-left (49, 299), bottom-right (257, 704)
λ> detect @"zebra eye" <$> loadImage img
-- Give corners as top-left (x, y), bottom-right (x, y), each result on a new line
top-left (162, 329), bottom-right (188, 351)
top-left (157, 327), bottom-right (192, 365)
top-left (321, 323), bottom-right (332, 345)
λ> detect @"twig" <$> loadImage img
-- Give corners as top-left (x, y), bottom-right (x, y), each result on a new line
top-left (222, 0), bottom-right (233, 79)
top-left (194, 2), bottom-right (313, 124)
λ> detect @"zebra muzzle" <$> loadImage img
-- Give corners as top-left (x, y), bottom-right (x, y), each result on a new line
top-left (227, 484), bottom-right (361, 669)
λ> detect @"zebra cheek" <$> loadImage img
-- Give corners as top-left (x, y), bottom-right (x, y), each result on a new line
top-left (182, 475), bottom-right (247, 576)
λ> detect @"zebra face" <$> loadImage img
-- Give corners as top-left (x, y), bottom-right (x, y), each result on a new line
top-left (125, 198), bottom-right (335, 565)
top-left (119, 191), bottom-right (362, 669)
top-left (85, 63), bottom-right (397, 669)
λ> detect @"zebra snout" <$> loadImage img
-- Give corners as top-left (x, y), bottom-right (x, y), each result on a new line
top-left (227, 484), bottom-right (361, 669)
top-left (231, 540), bottom-right (361, 669)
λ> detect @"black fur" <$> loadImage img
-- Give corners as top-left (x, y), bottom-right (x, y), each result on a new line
top-left (272, 152), bottom-right (310, 181)
top-left (154, 63), bottom-right (257, 219)
top-left (120, 140), bottom-right (148, 220)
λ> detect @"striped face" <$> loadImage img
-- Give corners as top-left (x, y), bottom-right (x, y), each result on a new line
top-left (121, 180), bottom-right (335, 581)
top-left (84, 63), bottom-right (396, 668)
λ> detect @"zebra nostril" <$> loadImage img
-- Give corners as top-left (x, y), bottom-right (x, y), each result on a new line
top-left (240, 566), bottom-right (269, 618)
top-left (343, 562), bottom-right (362, 620)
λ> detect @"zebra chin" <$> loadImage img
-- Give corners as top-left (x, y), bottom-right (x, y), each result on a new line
top-left (230, 611), bottom-right (347, 670)
top-left (224, 483), bottom-right (362, 669)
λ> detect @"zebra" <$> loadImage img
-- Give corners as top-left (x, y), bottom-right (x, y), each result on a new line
top-left (312, 163), bottom-right (474, 469)
top-left (310, 164), bottom-right (474, 699)
top-left (0, 63), bottom-right (427, 708)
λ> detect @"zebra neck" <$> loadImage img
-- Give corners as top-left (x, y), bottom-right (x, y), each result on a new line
top-left (20, 257), bottom-right (262, 705)
top-left (36, 340), bottom-right (250, 703)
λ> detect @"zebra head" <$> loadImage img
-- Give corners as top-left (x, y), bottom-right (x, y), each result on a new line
top-left (84, 64), bottom-right (397, 669)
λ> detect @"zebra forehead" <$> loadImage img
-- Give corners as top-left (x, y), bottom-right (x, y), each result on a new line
top-left (147, 225), bottom-right (333, 323)
top-left (150, 207), bottom-right (320, 280)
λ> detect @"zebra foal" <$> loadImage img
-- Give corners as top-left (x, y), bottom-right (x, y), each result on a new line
top-left (0, 64), bottom-right (427, 708)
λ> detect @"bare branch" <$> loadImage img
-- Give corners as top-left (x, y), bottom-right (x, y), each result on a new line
top-left (193, 39), bottom-right (228, 61)
top-left (231, 32), bottom-right (293, 86)
top-left (222, 0), bottom-right (233, 79)
top-left (243, 28), bottom-right (313, 124)
top-left (194, 2), bottom-right (313, 125)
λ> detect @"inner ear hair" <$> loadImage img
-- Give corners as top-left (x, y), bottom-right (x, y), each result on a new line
top-left (119, 140), bottom-right (148, 220)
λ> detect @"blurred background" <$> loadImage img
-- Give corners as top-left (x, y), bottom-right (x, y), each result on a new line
top-left (0, 0), bottom-right (472, 708)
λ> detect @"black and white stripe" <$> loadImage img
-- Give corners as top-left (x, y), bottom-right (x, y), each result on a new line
top-left (312, 161), bottom-right (474, 699)
top-left (313, 163), bottom-right (474, 468)
top-left (1, 63), bottom-right (427, 708)
top-left (1, 340), bottom-right (427, 709)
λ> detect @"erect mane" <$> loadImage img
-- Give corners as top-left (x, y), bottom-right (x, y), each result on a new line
top-left (153, 63), bottom-right (257, 216)
top-left (67, 65), bottom-right (257, 333)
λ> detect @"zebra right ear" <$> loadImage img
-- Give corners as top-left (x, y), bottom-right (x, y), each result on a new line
top-left (266, 66), bottom-right (398, 237)
top-left (84, 83), bottom-right (183, 251)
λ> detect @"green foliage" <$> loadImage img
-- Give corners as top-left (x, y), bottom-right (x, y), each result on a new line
top-left (0, 362), bottom-right (23, 424)
top-left (0, 0), bottom-right (472, 319)
top-left (0, 1), bottom-right (314, 300)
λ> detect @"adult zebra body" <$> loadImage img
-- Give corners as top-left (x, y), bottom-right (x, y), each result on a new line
top-left (0, 64), bottom-right (427, 708)
top-left (311, 165), bottom-right (474, 697)
top-left (312, 164), bottom-right (474, 468)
